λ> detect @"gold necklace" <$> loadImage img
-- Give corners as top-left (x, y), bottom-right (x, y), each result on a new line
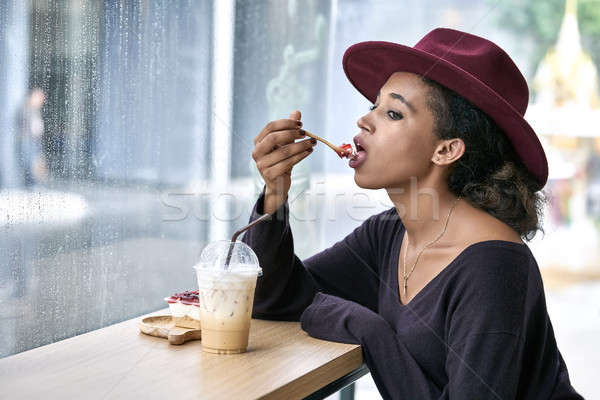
top-left (402, 196), bottom-right (461, 298)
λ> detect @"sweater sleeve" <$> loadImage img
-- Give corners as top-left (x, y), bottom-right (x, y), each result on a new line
top-left (241, 185), bottom-right (382, 321)
top-left (444, 332), bottom-right (522, 399)
top-left (300, 292), bottom-right (442, 400)
top-left (442, 246), bottom-right (529, 399)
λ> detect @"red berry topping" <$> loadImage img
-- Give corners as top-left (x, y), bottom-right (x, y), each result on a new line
top-left (337, 143), bottom-right (354, 158)
top-left (166, 290), bottom-right (199, 305)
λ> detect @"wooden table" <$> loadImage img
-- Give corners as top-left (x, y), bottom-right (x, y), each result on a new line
top-left (0, 309), bottom-right (367, 399)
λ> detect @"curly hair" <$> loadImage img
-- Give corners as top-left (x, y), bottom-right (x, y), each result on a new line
top-left (421, 76), bottom-right (547, 241)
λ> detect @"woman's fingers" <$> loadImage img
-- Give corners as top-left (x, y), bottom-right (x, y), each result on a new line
top-left (261, 146), bottom-right (313, 182)
top-left (256, 138), bottom-right (316, 170)
top-left (250, 112), bottom-right (307, 196)
top-left (252, 129), bottom-right (306, 161)
top-left (289, 109), bottom-right (301, 121)
top-left (253, 118), bottom-right (302, 146)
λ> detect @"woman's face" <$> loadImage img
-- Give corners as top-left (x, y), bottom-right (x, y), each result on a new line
top-left (352, 71), bottom-right (440, 190)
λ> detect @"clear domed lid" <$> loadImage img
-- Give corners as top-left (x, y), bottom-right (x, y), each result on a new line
top-left (193, 240), bottom-right (262, 276)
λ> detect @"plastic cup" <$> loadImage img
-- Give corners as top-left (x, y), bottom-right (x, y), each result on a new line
top-left (194, 240), bottom-right (262, 354)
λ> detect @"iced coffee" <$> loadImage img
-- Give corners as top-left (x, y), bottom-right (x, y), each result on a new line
top-left (194, 240), bottom-right (262, 354)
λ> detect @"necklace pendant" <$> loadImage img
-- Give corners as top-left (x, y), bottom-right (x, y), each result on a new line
top-left (403, 279), bottom-right (407, 297)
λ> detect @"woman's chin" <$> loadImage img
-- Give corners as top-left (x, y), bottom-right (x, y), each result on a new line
top-left (353, 171), bottom-right (381, 190)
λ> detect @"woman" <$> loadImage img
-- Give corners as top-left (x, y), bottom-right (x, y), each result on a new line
top-left (15, 88), bottom-right (48, 189)
top-left (243, 28), bottom-right (583, 399)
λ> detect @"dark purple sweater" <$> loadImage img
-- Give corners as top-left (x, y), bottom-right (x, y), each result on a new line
top-left (242, 187), bottom-right (583, 400)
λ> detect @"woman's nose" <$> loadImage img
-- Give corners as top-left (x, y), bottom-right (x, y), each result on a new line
top-left (357, 114), bottom-right (372, 134)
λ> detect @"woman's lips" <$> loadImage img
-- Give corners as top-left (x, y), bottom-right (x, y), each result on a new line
top-left (349, 149), bottom-right (367, 168)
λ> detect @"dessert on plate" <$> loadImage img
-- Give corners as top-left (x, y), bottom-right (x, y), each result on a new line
top-left (164, 290), bottom-right (201, 329)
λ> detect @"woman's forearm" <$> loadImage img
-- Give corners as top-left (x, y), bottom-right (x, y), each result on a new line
top-left (242, 187), bottom-right (317, 320)
top-left (263, 186), bottom-right (287, 215)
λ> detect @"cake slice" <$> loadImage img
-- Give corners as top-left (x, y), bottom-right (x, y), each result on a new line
top-left (165, 290), bottom-right (201, 329)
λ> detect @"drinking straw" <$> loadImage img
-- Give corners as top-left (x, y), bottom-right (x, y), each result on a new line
top-left (224, 213), bottom-right (272, 269)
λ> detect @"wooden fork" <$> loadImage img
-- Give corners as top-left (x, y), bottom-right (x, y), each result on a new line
top-left (303, 130), bottom-right (354, 157)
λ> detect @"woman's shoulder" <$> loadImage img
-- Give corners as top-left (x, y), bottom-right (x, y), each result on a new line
top-left (447, 239), bottom-right (540, 311)
top-left (454, 239), bottom-right (533, 279)
top-left (448, 202), bottom-right (533, 278)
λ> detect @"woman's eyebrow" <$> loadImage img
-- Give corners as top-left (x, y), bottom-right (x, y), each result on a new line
top-left (376, 90), bottom-right (416, 113)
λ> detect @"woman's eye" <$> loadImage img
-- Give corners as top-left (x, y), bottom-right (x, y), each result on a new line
top-left (387, 110), bottom-right (403, 120)
top-left (368, 104), bottom-right (403, 120)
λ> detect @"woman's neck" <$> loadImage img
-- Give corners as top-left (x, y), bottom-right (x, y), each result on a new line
top-left (386, 180), bottom-right (461, 249)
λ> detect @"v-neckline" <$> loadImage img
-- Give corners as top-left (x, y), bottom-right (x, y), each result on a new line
top-left (393, 225), bottom-right (528, 307)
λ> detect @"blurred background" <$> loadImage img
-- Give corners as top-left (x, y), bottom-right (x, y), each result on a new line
top-left (0, 0), bottom-right (598, 398)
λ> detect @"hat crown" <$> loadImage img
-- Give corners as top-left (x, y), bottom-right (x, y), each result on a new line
top-left (415, 28), bottom-right (529, 115)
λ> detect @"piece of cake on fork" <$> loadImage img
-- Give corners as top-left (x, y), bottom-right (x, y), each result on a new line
top-left (165, 290), bottom-right (201, 329)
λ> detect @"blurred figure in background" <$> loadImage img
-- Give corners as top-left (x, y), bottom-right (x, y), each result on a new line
top-left (14, 88), bottom-right (48, 189)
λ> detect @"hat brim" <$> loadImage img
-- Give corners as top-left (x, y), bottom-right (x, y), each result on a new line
top-left (343, 41), bottom-right (548, 190)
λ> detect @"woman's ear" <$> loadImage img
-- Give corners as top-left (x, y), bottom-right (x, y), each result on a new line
top-left (432, 138), bottom-right (465, 165)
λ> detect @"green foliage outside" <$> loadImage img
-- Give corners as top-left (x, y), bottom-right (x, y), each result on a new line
top-left (489, 0), bottom-right (600, 78)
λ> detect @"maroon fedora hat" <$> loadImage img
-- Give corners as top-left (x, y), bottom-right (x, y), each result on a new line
top-left (343, 27), bottom-right (548, 190)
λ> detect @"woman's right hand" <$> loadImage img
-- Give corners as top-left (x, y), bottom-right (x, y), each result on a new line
top-left (252, 110), bottom-right (316, 214)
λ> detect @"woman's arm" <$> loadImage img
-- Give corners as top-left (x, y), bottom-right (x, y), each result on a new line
top-left (241, 185), bottom-right (383, 321)
top-left (444, 331), bottom-right (522, 399)
top-left (441, 247), bottom-right (529, 399)
top-left (300, 292), bottom-right (442, 399)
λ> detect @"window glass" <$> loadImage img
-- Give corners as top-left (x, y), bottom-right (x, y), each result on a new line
top-left (0, 0), bottom-right (212, 357)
